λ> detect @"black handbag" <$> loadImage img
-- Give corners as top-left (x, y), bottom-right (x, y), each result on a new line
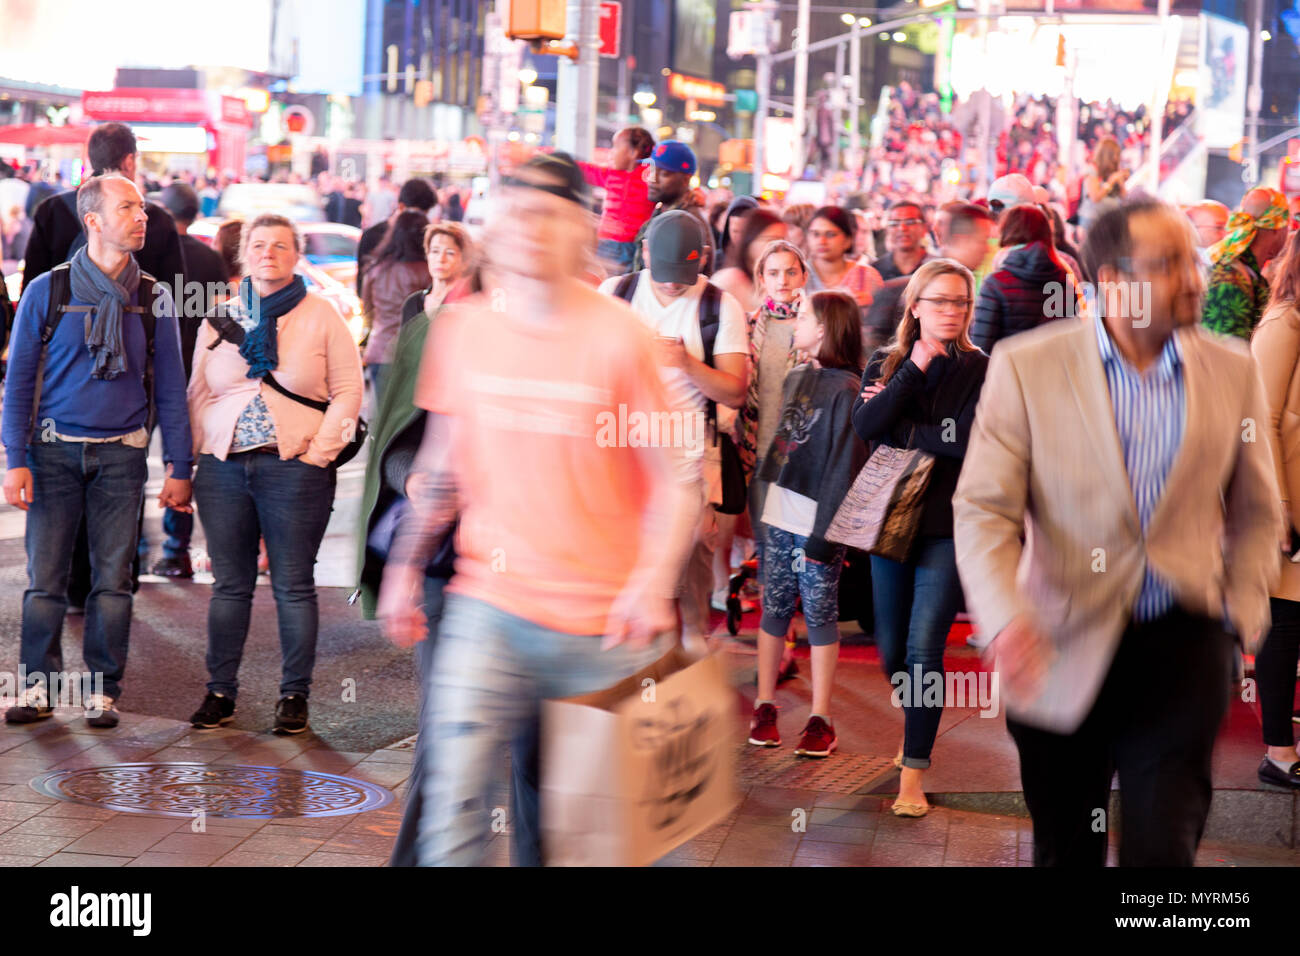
top-left (716, 431), bottom-right (747, 515)
top-left (263, 371), bottom-right (368, 467)
top-left (205, 311), bottom-right (368, 468)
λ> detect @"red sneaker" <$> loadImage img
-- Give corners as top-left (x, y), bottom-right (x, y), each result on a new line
top-left (748, 702), bottom-right (781, 747)
top-left (794, 716), bottom-right (837, 757)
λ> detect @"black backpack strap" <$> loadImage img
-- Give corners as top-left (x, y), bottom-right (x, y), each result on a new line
top-left (204, 303), bottom-right (247, 348)
top-left (613, 271), bottom-right (640, 303)
top-left (28, 263), bottom-right (75, 444)
top-left (138, 271), bottom-right (159, 435)
top-left (696, 281), bottom-right (725, 443)
top-left (698, 281), bottom-right (723, 368)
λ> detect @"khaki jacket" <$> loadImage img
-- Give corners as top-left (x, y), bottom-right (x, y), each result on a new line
top-left (1251, 300), bottom-right (1300, 601)
top-left (954, 318), bottom-right (1280, 732)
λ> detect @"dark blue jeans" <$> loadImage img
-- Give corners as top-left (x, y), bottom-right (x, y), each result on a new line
top-left (21, 440), bottom-right (148, 700)
top-left (870, 537), bottom-right (963, 769)
top-left (389, 576), bottom-right (541, 867)
top-left (162, 507), bottom-right (193, 559)
top-left (193, 452), bottom-right (336, 700)
top-left (597, 238), bottom-right (637, 271)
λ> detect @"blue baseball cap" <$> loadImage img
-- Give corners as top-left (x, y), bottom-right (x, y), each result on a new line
top-left (641, 139), bottom-right (697, 177)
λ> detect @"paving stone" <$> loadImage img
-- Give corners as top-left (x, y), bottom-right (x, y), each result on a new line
top-left (0, 832), bottom-right (78, 857)
top-left (298, 851), bottom-right (390, 867)
top-left (0, 801), bottom-right (49, 823)
top-left (868, 841), bottom-right (945, 866)
top-left (792, 839), bottom-right (874, 866)
top-left (801, 822), bottom-right (872, 845)
top-left (807, 806), bottom-right (879, 829)
top-left (8, 816), bottom-right (104, 838)
top-left (36, 852), bottom-right (130, 867)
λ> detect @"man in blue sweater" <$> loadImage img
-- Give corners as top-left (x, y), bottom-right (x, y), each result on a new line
top-left (1, 174), bottom-right (193, 728)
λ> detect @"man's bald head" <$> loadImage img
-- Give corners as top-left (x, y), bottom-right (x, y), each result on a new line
top-left (1241, 187), bottom-right (1286, 220)
top-left (1240, 187), bottom-right (1289, 264)
top-left (1185, 200), bottom-right (1229, 248)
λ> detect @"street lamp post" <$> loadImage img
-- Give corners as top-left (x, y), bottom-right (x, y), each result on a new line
top-left (791, 0), bottom-right (810, 181)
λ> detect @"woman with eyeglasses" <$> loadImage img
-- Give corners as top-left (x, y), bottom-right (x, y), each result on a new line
top-left (804, 206), bottom-right (882, 317)
top-left (971, 204), bottom-right (1074, 354)
top-left (852, 259), bottom-right (989, 818)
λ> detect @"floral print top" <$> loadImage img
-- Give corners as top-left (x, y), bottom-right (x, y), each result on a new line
top-left (229, 310), bottom-right (278, 452)
top-left (1202, 249), bottom-right (1270, 341)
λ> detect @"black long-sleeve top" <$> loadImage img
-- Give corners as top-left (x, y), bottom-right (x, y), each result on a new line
top-left (21, 189), bottom-right (184, 302)
top-left (851, 345), bottom-right (989, 539)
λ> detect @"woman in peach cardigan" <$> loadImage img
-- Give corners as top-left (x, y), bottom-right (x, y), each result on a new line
top-left (187, 213), bottom-right (363, 736)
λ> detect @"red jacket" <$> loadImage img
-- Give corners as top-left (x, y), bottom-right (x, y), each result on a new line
top-left (578, 162), bottom-right (655, 242)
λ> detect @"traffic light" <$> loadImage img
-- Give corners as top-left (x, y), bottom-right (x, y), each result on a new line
top-left (1056, 34), bottom-right (1066, 67)
top-left (508, 0), bottom-right (567, 40)
top-left (1229, 138), bottom-right (1247, 163)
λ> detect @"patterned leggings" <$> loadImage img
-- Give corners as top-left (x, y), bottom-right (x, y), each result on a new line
top-left (759, 525), bottom-right (845, 646)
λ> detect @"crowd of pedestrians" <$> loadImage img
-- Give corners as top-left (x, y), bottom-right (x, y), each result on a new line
top-left (2, 117), bottom-right (1300, 872)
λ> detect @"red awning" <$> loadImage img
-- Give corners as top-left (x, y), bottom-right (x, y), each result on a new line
top-left (0, 124), bottom-right (92, 147)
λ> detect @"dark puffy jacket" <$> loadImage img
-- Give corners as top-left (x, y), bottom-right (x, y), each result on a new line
top-left (970, 241), bottom-right (1072, 354)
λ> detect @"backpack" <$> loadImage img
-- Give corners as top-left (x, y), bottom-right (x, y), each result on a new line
top-left (612, 272), bottom-right (747, 514)
top-left (28, 262), bottom-right (160, 444)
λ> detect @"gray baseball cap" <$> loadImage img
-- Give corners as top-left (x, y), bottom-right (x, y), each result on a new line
top-left (646, 210), bottom-right (705, 285)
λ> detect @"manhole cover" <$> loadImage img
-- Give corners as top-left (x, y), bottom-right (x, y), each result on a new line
top-left (734, 749), bottom-right (895, 794)
top-left (30, 763), bottom-right (394, 819)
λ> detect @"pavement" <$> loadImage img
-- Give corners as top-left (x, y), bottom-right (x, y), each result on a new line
top-left (0, 440), bottom-right (1296, 866)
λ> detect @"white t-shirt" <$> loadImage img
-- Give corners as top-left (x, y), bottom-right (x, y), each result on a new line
top-left (597, 272), bottom-right (748, 419)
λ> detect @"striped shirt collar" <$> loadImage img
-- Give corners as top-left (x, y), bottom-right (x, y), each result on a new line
top-left (1094, 316), bottom-right (1183, 381)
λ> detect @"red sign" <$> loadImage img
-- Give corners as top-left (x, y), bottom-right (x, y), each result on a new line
top-left (220, 96), bottom-right (252, 127)
top-left (83, 88), bottom-right (211, 124)
top-left (82, 88), bottom-right (251, 128)
top-left (667, 72), bottom-right (725, 107)
top-left (599, 1), bottom-right (621, 58)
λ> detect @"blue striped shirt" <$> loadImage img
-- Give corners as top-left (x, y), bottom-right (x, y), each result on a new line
top-left (1095, 318), bottom-right (1186, 622)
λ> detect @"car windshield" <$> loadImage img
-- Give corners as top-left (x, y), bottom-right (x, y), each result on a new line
top-left (305, 232), bottom-right (357, 259)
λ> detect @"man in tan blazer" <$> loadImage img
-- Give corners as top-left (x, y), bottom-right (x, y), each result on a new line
top-left (954, 197), bottom-right (1281, 866)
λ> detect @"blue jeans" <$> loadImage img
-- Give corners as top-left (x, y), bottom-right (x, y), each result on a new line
top-left (193, 452), bottom-right (336, 700)
top-left (870, 537), bottom-right (963, 769)
top-left (418, 594), bottom-right (672, 866)
top-left (367, 364), bottom-right (390, 414)
top-left (162, 507), bottom-right (193, 559)
top-left (21, 440), bottom-right (148, 700)
top-left (597, 238), bottom-right (637, 271)
top-left (389, 577), bottom-right (542, 866)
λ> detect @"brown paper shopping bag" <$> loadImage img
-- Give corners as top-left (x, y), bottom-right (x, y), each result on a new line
top-left (541, 646), bottom-right (739, 866)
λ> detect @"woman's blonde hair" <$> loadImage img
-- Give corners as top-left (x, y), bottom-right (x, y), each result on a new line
top-left (878, 258), bottom-right (979, 384)
top-left (752, 238), bottom-right (809, 290)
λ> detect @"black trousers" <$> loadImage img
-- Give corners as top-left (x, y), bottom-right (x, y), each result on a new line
top-left (1257, 597), bottom-right (1300, 747)
top-left (1007, 606), bottom-right (1233, 867)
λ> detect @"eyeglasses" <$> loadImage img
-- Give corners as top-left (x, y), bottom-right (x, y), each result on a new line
top-left (988, 200), bottom-right (1006, 214)
top-left (918, 296), bottom-right (971, 312)
top-left (886, 218), bottom-right (924, 228)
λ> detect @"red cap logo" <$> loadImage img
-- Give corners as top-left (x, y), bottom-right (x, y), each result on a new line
top-left (687, 249), bottom-right (699, 260)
